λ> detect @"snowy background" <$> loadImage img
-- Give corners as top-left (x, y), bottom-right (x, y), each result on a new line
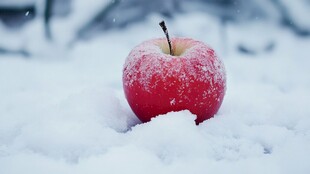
top-left (1, 0), bottom-right (310, 173)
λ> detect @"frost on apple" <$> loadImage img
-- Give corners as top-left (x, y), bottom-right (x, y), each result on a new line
top-left (123, 38), bottom-right (226, 92)
top-left (170, 98), bottom-right (176, 105)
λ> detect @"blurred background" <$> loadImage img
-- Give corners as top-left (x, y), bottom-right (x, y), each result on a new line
top-left (0, 0), bottom-right (309, 57)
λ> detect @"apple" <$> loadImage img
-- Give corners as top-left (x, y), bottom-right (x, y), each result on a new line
top-left (123, 21), bottom-right (226, 124)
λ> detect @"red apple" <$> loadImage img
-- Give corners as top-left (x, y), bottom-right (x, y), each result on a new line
top-left (123, 22), bottom-right (226, 124)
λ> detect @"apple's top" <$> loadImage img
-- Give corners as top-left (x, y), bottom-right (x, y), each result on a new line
top-left (123, 37), bottom-right (226, 92)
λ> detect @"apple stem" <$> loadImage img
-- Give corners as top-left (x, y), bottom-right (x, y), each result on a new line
top-left (159, 21), bottom-right (174, 56)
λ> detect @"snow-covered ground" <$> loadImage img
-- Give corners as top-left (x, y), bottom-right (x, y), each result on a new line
top-left (1, 12), bottom-right (310, 174)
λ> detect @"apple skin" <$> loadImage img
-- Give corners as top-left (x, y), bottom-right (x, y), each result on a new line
top-left (123, 38), bottom-right (226, 124)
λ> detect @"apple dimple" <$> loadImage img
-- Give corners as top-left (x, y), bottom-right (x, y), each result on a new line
top-left (156, 38), bottom-right (195, 56)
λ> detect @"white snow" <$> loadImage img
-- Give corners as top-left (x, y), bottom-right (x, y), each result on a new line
top-left (1, 11), bottom-right (310, 174)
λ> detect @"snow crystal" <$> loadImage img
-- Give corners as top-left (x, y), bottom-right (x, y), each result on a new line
top-left (170, 98), bottom-right (176, 105)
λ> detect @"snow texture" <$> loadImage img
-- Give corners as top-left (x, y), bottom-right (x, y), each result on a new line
top-left (1, 12), bottom-right (310, 174)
